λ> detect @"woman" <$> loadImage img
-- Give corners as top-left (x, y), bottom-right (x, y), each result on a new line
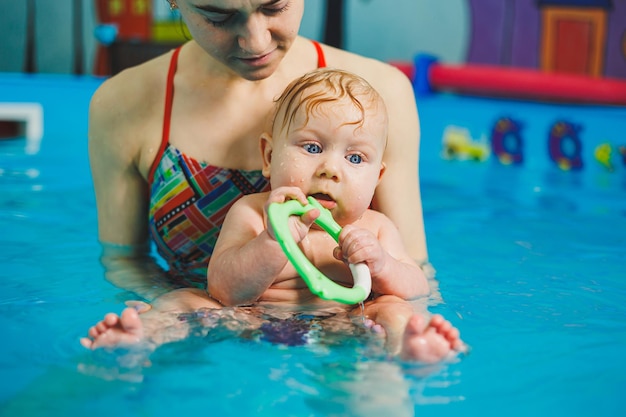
top-left (89, 0), bottom-right (430, 301)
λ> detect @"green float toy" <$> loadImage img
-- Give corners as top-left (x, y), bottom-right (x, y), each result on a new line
top-left (267, 196), bottom-right (372, 305)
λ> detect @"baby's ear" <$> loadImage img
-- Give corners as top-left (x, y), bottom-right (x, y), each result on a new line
top-left (377, 161), bottom-right (386, 184)
top-left (260, 132), bottom-right (273, 178)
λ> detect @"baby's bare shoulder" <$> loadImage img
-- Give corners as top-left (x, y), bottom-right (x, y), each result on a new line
top-left (357, 209), bottom-right (397, 233)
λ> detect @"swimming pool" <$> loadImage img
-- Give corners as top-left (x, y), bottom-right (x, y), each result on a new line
top-left (1, 74), bottom-right (624, 416)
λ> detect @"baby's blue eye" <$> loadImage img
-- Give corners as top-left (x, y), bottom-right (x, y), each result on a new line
top-left (304, 144), bottom-right (322, 154)
top-left (347, 154), bottom-right (362, 164)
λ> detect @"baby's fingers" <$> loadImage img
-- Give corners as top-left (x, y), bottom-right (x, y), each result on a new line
top-left (333, 246), bottom-right (344, 261)
top-left (266, 187), bottom-right (308, 206)
top-left (299, 208), bottom-right (319, 227)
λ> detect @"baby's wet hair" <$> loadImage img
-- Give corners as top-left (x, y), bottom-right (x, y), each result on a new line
top-left (272, 68), bottom-right (387, 135)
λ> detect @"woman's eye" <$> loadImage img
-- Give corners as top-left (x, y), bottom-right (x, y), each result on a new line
top-left (303, 144), bottom-right (322, 154)
top-left (205, 13), bottom-right (235, 27)
top-left (347, 154), bottom-right (363, 164)
top-left (263, 3), bottom-right (290, 16)
top-left (206, 1), bottom-right (289, 27)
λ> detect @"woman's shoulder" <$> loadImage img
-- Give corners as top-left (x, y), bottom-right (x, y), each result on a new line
top-left (312, 40), bottom-right (413, 105)
top-left (90, 49), bottom-right (174, 117)
top-left (88, 48), bottom-right (177, 165)
top-left (316, 42), bottom-right (412, 92)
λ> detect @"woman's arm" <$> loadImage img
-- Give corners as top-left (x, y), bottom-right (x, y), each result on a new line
top-left (88, 75), bottom-right (174, 300)
top-left (98, 243), bottom-right (176, 301)
top-left (370, 66), bottom-right (430, 268)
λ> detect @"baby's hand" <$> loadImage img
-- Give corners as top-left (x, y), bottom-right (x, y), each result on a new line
top-left (335, 225), bottom-right (387, 277)
top-left (264, 186), bottom-right (319, 243)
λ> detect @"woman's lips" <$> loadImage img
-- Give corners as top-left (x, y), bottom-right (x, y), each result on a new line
top-left (238, 50), bottom-right (274, 67)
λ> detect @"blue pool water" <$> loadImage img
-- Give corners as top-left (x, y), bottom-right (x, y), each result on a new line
top-left (1, 75), bottom-right (625, 416)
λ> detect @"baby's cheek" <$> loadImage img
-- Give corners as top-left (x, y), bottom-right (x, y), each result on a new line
top-left (287, 175), bottom-right (306, 186)
top-left (335, 205), bottom-right (364, 226)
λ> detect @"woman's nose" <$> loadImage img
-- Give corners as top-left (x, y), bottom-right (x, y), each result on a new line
top-left (238, 14), bottom-right (271, 55)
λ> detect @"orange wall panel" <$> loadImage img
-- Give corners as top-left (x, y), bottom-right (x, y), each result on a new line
top-left (540, 7), bottom-right (606, 77)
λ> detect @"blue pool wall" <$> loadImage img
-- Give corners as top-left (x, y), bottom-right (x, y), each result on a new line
top-left (1, 74), bottom-right (103, 184)
top-left (416, 88), bottom-right (626, 177)
top-left (3, 73), bottom-right (626, 185)
top-left (1, 74), bottom-right (103, 140)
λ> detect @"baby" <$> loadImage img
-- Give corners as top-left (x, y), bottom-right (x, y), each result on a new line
top-left (82, 68), bottom-right (465, 363)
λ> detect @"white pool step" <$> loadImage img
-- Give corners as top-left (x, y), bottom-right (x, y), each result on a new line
top-left (0, 102), bottom-right (44, 154)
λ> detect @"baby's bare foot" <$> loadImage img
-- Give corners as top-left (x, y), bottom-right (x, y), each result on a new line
top-left (363, 318), bottom-right (385, 334)
top-left (400, 314), bottom-right (465, 363)
top-left (80, 307), bottom-right (145, 349)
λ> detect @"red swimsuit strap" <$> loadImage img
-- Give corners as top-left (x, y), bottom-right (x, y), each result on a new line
top-left (148, 42), bottom-right (324, 185)
top-left (311, 40), bottom-right (327, 68)
top-left (148, 46), bottom-right (182, 186)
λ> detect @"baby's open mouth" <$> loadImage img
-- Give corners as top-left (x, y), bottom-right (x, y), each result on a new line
top-left (309, 193), bottom-right (337, 209)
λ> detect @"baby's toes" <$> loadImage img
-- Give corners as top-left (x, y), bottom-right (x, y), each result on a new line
top-left (88, 326), bottom-right (100, 338)
top-left (103, 313), bottom-right (120, 326)
top-left (80, 337), bottom-right (93, 349)
top-left (429, 314), bottom-right (445, 327)
top-left (363, 318), bottom-right (376, 328)
top-left (371, 323), bottom-right (385, 334)
top-left (444, 327), bottom-right (460, 344)
top-left (438, 318), bottom-right (454, 334)
top-left (93, 322), bottom-right (108, 335)
top-left (452, 338), bottom-right (468, 354)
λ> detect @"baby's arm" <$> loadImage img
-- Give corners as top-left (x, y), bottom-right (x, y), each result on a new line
top-left (207, 188), bottom-right (318, 306)
top-left (338, 213), bottom-right (429, 299)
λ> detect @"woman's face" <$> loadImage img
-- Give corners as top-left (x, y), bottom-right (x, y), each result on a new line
top-left (176, 0), bottom-right (304, 80)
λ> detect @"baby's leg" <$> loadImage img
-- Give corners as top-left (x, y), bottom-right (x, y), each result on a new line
top-left (399, 314), bottom-right (465, 363)
top-left (357, 295), bottom-right (414, 355)
top-left (80, 307), bottom-right (146, 349)
top-left (81, 288), bottom-right (222, 350)
top-left (357, 295), bottom-right (465, 363)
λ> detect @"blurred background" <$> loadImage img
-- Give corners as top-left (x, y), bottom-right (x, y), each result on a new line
top-left (0, 0), bottom-right (624, 79)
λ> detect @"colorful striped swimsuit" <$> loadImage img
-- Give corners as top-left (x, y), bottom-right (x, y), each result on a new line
top-left (148, 41), bottom-right (327, 287)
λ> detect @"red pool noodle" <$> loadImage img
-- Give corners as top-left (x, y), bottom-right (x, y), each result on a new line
top-left (429, 64), bottom-right (626, 106)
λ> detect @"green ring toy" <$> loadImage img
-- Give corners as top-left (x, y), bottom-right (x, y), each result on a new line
top-left (267, 196), bottom-right (372, 304)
